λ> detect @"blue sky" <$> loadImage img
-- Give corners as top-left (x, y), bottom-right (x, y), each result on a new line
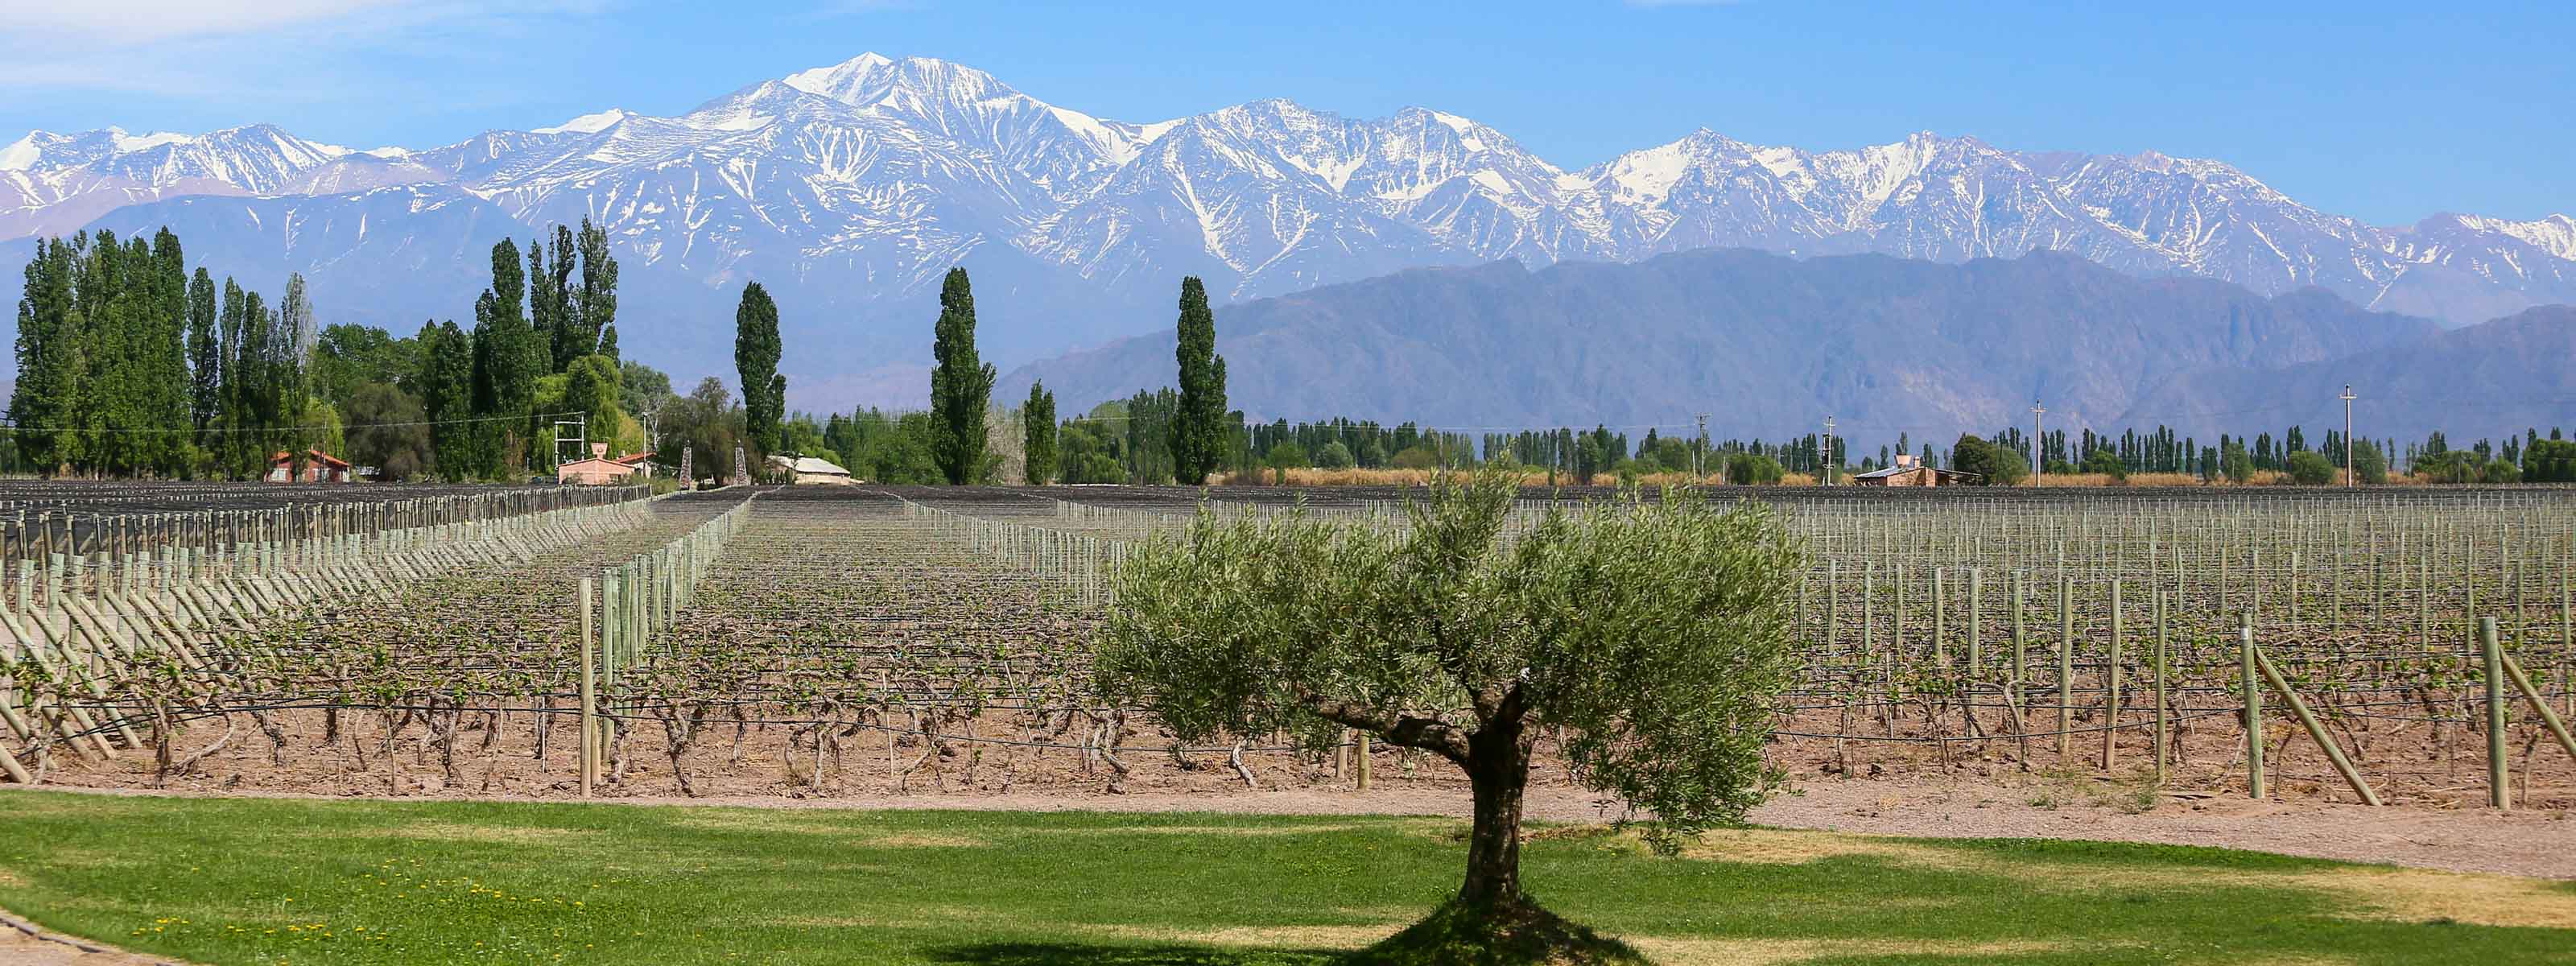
top-left (2, 1), bottom-right (2566, 225)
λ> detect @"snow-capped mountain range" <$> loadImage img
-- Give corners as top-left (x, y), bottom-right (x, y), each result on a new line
top-left (4, 52), bottom-right (2570, 408)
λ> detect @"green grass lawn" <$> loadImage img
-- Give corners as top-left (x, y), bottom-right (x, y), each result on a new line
top-left (0, 788), bottom-right (2566, 965)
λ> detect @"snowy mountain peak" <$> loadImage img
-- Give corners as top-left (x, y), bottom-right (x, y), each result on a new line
top-left (532, 109), bottom-right (634, 135)
top-left (0, 126), bottom-right (204, 171)
top-left (5, 51), bottom-right (2570, 349)
top-left (2439, 213), bottom-right (2576, 261)
top-left (781, 52), bottom-right (894, 98)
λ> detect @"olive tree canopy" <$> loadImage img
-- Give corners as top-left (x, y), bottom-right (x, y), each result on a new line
top-left (1096, 471), bottom-right (1802, 927)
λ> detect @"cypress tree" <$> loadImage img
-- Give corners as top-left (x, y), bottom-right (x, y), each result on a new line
top-left (1024, 380), bottom-right (1057, 485)
top-left (1170, 276), bottom-right (1228, 485)
top-left (927, 267), bottom-right (994, 485)
top-left (733, 281), bottom-right (783, 453)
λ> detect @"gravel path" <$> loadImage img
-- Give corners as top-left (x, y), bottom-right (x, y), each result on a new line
top-left (0, 910), bottom-right (185, 966)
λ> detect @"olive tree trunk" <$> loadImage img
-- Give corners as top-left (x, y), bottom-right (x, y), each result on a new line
top-left (1459, 713), bottom-right (1532, 908)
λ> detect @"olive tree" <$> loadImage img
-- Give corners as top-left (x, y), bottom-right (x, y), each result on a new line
top-left (1096, 470), bottom-right (1802, 939)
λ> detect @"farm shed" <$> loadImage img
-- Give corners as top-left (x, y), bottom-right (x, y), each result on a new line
top-left (266, 450), bottom-right (352, 483)
top-left (1852, 454), bottom-right (1981, 487)
top-left (770, 454), bottom-right (857, 485)
top-left (559, 444), bottom-right (654, 485)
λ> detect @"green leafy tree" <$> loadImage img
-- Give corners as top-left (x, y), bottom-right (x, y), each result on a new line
top-left (562, 354), bottom-right (625, 442)
top-left (346, 382), bottom-right (431, 481)
top-left (2081, 448), bottom-right (2129, 480)
top-left (309, 324), bottom-right (419, 411)
top-left (1724, 452), bottom-right (1785, 485)
top-left (1265, 440), bottom-right (1309, 470)
top-left (2220, 442), bottom-right (2255, 484)
top-left (1097, 472), bottom-right (1801, 950)
top-left (928, 268), bottom-right (994, 485)
top-left (620, 360), bottom-right (675, 424)
top-left (1170, 276), bottom-right (1228, 485)
top-left (1947, 434), bottom-right (2028, 486)
top-left (2522, 438), bottom-right (2576, 484)
top-left (2285, 450), bottom-right (2335, 485)
top-left (1315, 440), bottom-right (1357, 469)
top-left (734, 281), bottom-right (784, 454)
top-left (1023, 380), bottom-right (1058, 485)
top-left (2350, 439), bottom-right (2390, 485)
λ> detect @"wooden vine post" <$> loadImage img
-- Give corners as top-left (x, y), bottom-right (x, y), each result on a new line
top-left (2240, 614), bottom-right (2264, 800)
top-left (580, 576), bottom-right (597, 798)
top-left (2151, 591), bottom-right (2168, 787)
top-left (2480, 617), bottom-right (2508, 810)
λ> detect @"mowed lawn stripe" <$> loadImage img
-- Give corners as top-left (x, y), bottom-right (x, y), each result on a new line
top-left (0, 790), bottom-right (2566, 965)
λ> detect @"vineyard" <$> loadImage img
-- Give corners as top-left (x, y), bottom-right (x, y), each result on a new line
top-left (5, 481), bottom-right (2572, 812)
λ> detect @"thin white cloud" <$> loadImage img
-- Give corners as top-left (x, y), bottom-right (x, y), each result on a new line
top-left (0, 1), bottom-right (611, 112)
top-left (11, 1), bottom-right (431, 45)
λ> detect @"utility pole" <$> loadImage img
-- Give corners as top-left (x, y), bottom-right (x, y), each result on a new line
top-left (2030, 401), bottom-right (2046, 486)
top-left (1823, 415), bottom-right (1835, 485)
top-left (2341, 384), bottom-right (2356, 488)
top-left (1695, 412), bottom-right (1710, 479)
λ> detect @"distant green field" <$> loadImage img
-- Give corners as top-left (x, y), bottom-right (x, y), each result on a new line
top-left (0, 790), bottom-right (2566, 965)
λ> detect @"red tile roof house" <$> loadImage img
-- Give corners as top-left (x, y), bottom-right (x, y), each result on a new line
top-left (266, 449), bottom-right (352, 483)
top-left (558, 444), bottom-right (656, 485)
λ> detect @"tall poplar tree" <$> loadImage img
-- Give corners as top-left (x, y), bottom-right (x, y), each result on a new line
top-left (1023, 380), bottom-right (1057, 485)
top-left (141, 229), bottom-right (191, 474)
top-left (927, 267), bottom-right (993, 485)
top-left (574, 218), bottom-right (617, 363)
top-left (470, 239), bottom-right (539, 472)
top-left (11, 237), bottom-right (82, 473)
top-left (217, 279), bottom-right (250, 473)
top-left (469, 303), bottom-right (504, 478)
top-left (733, 281), bottom-right (783, 453)
top-left (186, 268), bottom-right (219, 439)
top-left (1170, 276), bottom-right (1228, 485)
top-left (534, 225), bottom-right (576, 369)
top-left (420, 320), bottom-right (478, 477)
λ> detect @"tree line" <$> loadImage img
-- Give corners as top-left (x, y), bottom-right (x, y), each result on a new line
top-left (7, 222), bottom-right (773, 484)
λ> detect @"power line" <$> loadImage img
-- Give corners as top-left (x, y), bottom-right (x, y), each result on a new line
top-left (0, 411), bottom-right (588, 436)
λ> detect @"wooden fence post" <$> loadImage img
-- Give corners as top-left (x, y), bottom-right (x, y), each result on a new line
top-left (2152, 591), bottom-right (2168, 787)
top-left (2103, 579), bottom-right (2122, 770)
top-left (2241, 614), bottom-right (2264, 800)
top-left (580, 576), bottom-right (597, 798)
top-left (2480, 616), bottom-right (2508, 810)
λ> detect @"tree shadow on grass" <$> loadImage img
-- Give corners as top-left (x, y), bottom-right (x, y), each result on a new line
top-left (927, 941), bottom-right (1344, 966)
